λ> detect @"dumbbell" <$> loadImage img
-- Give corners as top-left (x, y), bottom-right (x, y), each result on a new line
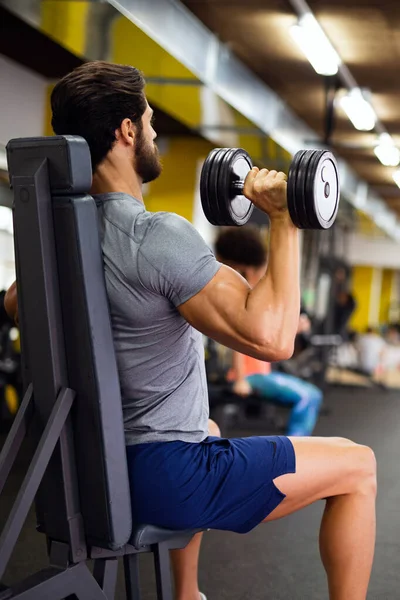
top-left (200, 147), bottom-right (340, 229)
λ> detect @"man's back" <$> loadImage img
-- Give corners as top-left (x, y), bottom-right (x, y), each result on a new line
top-left (95, 192), bottom-right (221, 445)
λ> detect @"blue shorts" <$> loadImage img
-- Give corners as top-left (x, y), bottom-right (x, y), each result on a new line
top-left (126, 435), bottom-right (296, 535)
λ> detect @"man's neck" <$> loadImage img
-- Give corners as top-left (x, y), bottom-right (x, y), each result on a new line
top-left (90, 159), bottom-right (144, 203)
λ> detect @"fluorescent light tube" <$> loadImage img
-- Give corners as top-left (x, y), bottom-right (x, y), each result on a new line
top-left (374, 133), bottom-right (400, 167)
top-left (393, 170), bottom-right (400, 188)
top-left (290, 13), bottom-right (341, 76)
top-left (340, 88), bottom-right (376, 131)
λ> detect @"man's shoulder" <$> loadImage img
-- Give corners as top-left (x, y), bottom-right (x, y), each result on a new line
top-left (147, 211), bottom-right (194, 232)
top-left (143, 211), bottom-right (202, 247)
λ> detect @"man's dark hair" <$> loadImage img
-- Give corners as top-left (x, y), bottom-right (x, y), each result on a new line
top-left (51, 61), bottom-right (147, 171)
top-left (215, 226), bottom-right (267, 267)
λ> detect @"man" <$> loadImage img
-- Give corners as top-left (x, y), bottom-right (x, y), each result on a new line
top-left (5, 61), bottom-right (376, 600)
top-left (214, 226), bottom-right (323, 437)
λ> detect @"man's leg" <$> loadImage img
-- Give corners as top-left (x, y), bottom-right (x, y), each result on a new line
top-left (264, 436), bottom-right (377, 600)
top-left (171, 533), bottom-right (203, 600)
top-left (170, 419), bottom-right (221, 600)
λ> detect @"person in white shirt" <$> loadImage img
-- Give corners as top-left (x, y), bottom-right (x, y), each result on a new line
top-left (357, 327), bottom-right (387, 376)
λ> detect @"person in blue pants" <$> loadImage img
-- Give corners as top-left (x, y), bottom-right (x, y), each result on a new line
top-left (215, 225), bottom-right (323, 436)
top-left (245, 371), bottom-right (323, 436)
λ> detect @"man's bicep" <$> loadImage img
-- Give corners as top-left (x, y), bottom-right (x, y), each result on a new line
top-left (177, 265), bottom-right (265, 358)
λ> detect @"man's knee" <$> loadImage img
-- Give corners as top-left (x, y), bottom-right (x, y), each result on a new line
top-left (356, 444), bottom-right (377, 495)
top-left (330, 436), bottom-right (358, 447)
top-left (208, 419), bottom-right (221, 438)
top-left (340, 439), bottom-right (377, 496)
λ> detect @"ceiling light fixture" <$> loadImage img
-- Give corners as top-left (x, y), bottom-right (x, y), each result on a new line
top-left (289, 13), bottom-right (342, 76)
top-left (374, 133), bottom-right (400, 167)
top-left (393, 170), bottom-right (400, 189)
top-left (339, 88), bottom-right (377, 131)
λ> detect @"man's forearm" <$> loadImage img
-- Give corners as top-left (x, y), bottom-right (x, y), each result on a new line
top-left (245, 214), bottom-right (300, 356)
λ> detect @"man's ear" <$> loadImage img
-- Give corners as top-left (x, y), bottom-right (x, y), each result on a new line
top-left (118, 118), bottom-right (135, 146)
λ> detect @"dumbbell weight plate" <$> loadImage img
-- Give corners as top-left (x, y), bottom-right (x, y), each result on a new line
top-left (307, 151), bottom-right (339, 229)
top-left (287, 150), bottom-right (307, 229)
top-left (207, 148), bottom-right (229, 225)
top-left (302, 149), bottom-right (322, 230)
top-left (214, 148), bottom-right (232, 225)
top-left (228, 149), bottom-right (254, 225)
top-left (290, 149), bottom-right (340, 230)
top-left (304, 149), bottom-right (326, 229)
top-left (201, 148), bottom-right (231, 226)
top-left (200, 148), bottom-right (222, 226)
top-left (296, 149), bottom-right (316, 229)
top-left (217, 148), bottom-right (254, 226)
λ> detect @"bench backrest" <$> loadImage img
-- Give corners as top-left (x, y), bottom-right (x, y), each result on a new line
top-left (7, 136), bottom-right (132, 550)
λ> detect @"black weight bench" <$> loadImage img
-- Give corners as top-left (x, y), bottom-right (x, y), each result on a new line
top-left (0, 136), bottom-right (202, 599)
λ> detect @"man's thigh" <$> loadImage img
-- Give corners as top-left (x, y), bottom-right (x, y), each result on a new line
top-left (263, 436), bottom-right (374, 522)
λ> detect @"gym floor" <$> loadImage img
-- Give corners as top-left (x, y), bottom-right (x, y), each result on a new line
top-left (1, 385), bottom-right (398, 599)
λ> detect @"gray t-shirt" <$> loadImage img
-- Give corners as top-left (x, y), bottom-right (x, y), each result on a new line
top-left (95, 192), bottom-right (221, 446)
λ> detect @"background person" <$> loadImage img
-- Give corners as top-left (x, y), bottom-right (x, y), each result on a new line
top-left (215, 226), bottom-right (323, 437)
top-left (357, 327), bottom-right (387, 377)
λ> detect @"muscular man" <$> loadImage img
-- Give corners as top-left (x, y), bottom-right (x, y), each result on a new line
top-left (214, 226), bottom-right (323, 437)
top-left (5, 61), bottom-right (376, 600)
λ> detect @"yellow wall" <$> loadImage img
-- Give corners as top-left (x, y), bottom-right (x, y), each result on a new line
top-left (350, 266), bottom-right (395, 331)
top-left (146, 137), bottom-right (213, 221)
top-left (111, 17), bottom-right (287, 167)
top-left (350, 266), bottom-right (373, 332)
top-left (112, 18), bottom-right (202, 131)
top-left (41, 1), bottom-right (89, 57)
top-left (379, 269), bottom-right (394, 325)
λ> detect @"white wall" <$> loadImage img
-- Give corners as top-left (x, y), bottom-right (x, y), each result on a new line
top-left (0, 55), bottom-right (48, 288)
top-left (348, 232), bottom-right (400, 269)
top-left (0, 230), bottom-right (15, 290)
top-left (0, 54), bottom-right (47, 148)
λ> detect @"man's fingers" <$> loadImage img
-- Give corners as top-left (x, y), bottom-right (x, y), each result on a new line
top-left (245, 167), bottom-right (259, 182)
top-left (243, 167), bottom-right (259, 194)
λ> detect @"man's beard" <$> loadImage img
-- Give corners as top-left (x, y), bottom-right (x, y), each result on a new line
top-left (135, 128), bottom-right (162, 184)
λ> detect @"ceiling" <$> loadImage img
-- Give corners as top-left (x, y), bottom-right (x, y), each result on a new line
top-left (182, 0), bottom-right (400, 214)
top-left (1, 0), bottom-right (399, 224)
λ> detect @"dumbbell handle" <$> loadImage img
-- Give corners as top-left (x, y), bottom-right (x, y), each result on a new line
top-left (231, 180), bottom-right (245, 193)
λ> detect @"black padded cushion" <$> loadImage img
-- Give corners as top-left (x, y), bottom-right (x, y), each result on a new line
top-left (52, 194), bottom-right (132, 550)
top-left (131, 525), bottom-right (205, 550)
top-left (6, 135), bottom-right (92, 195)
